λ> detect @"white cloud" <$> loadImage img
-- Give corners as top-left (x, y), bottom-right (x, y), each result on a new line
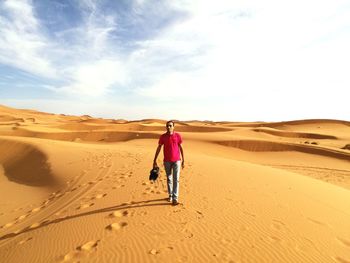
top-left (133, 0), bottom-right (350, 100)
top-left (0, 0), bottom-right (56, 77)
top-left (56, 60), bottom-right (126, 96)
top-left (0, 0), bottom-right (126, 97)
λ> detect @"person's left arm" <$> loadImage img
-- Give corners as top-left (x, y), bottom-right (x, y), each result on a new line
top-left (178, 133), bottom-right (185, 169)
top-left (179, 144), bottom-right (185, 169)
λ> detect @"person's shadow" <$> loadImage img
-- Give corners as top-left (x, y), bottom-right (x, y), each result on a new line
top-left (0, 197), bottom-right (169, 241)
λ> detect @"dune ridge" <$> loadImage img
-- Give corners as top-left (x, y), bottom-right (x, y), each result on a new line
top-left (217, 140), bottom-right (350, 161)
top-left (252, 128), bottom-right (337, 139)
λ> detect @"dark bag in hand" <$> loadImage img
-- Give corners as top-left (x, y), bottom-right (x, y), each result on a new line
top-left (149, 167), bottom-right (159, 181)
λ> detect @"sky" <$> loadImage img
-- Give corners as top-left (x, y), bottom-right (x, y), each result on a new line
top-left (0, 0), bottom-right (349, 122)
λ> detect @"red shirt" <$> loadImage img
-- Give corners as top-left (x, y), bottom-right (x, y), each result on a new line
top-left (158, 132), bottom-right (183, 162)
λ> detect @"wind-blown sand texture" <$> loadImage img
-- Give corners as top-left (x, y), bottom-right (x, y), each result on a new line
top-left (0, 104), bottom-right (350, 263)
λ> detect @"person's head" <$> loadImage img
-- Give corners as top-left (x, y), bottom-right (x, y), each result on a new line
top-left (166, 120), bottom-right (175, 133)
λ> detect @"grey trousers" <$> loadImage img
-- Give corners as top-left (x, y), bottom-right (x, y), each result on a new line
top-left (164, 161), bottom-right (181, 200)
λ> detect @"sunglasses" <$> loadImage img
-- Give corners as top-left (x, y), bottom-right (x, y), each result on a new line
top-left (166, 125), bottom-right (173, 127)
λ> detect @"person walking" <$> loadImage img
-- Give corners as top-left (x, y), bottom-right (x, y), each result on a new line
top-left (153, 120), bottom-right (185, 206)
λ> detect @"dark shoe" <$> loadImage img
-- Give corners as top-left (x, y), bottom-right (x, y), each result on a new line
top-left (172, 200), bottom-right (179, 206)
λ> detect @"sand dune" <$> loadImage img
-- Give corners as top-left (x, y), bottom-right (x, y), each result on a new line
top-left (0, 138), bottom-right (58, 187)
top-left (217, 140), bottom-right (350, 161)
top-left (220, 119), bottom-right (350, 130)
top-left (252, 127), bottom-right (337, 139)
top-left (269, 119), bottom-right (350, 126)
top-left (1, 104), bottom-right (350, 263)
top-left (55, 123), bottom-right (111, 131)
top-left (0, 116), bottom-right (24, 122)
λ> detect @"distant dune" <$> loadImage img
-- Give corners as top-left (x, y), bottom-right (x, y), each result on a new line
top-left (0, 104), bottom-right (350, 263)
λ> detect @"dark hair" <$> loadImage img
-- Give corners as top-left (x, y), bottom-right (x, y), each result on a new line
top-left (166, 120), bottom-right (175, 126)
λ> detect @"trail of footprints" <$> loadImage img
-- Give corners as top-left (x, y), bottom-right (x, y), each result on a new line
top-left (61, 209), bottom-right (130, 262)
top-left (0, 151), bottom-right (145, 262)
top-left (59, 159), bottom-right (190, 261)
top-left (0, 152), bottom-right (133, 239)
top-left (4, 150), bottom-right (130, 218)
top-left (61, 240), bottom-right (100, 262)
top-left (1, 167), bottom-right (90, 231)
top-left (142, 181), bottom-right (167, 196)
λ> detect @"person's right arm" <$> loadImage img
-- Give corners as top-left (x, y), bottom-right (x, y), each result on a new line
top-left (153, 144), bottom-right (162, 168)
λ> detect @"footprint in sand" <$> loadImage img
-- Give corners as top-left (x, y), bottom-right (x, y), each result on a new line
top-left (109, 210), bottom-right (129, 218)
top-left (77, 203), bottom-right (94, 210)
top-left (62, 240), bottom-right (100, 262)
top-left (69, 186), bottom-right (78, 192)
top-left (95, 193), bottom-right (107, 199)
top-left (18, 237), bottom-right (33, 245)
top-left (149, 249), bottom-right (160, 255)
top-left (31, 206), bottom-right (44, 213)
top-left (12, 229), bottom-right (22, 234)
top-left (29, 220), bottom-right (49, 229)
top-left (148, 246), bottom-right (175, 256)
top-left (196, 210), bottom-right (204, 219)
top-left (90, 193), bottom-right (107, 200)
top-left (114, 183), bottom-right (125, 188)
top-left (105, 222), bottom-right (128, 231)
top-left (16, 214), bottom-right (29, 221)
top-left (78, 240), bottom-right (100, 251)
top-left (55, 209), bottom-right (68, 216)
top-left (2, 221), bottom-right (15, 229)
top-left (181, 228), bottom-right (194, 239)
top-left (55, 193), bottom-right (64, 198)
top-left (271, 219), bottom-right (286, 231)
top-left (110, 211), bottom-right (123, 218)
top-left (138, 211), bottom-right (148, 216)
top-left (42, 199), bottom-right (50, 206)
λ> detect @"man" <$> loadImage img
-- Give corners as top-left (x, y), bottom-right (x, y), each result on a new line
top-left (153, 120), bottom-right (185, 206)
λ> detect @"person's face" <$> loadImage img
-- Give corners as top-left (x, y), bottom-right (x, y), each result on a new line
top-left (166, 122), bottom-right (174, 132)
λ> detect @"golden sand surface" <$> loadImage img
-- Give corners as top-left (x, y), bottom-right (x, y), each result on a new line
top-left (0, 104), bottom-right (350, 262)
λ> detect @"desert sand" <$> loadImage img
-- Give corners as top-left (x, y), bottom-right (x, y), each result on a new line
top-left (0, 104), bottom-right (350, 263)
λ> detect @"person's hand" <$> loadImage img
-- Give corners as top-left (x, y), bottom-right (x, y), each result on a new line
top-left (181, 160), bottom-right (185, 169)
top-left (153, 161), bottom-right (158, 168)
